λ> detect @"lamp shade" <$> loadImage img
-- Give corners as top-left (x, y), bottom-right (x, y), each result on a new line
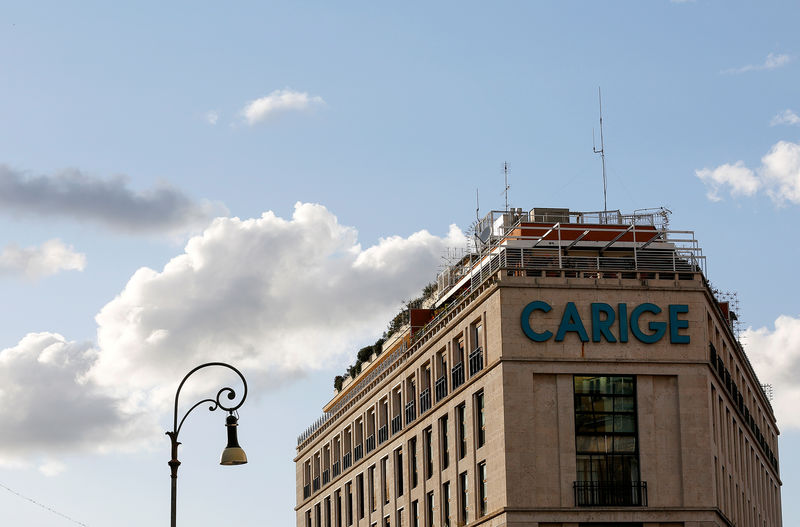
top-left (220, 414), bottom-right (248, 466)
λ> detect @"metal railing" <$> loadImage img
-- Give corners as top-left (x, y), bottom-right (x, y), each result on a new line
top-left (391, 415), bottom-right (402, 435)
top-left (303, 484), bottom-right (311, 499)
top-left (419, 389), bottom-right (431, 415)
top-left (366, 434), bottom-right (376, 453)
top-left (353, 444), bottom-right (363, 462)
top-left (322, 469), bottom-right (330, 485)
top-left (573, 481), bottom-right (647, 507)
top-left (435, 375), bottom-right (448, 402)
top-left (342, 452), bottom-right (352, 470)
top-left (469, 347), bottom-right (483, 376)
top-left (405, 400), bottom-right (416, 424)
top-left (378, 425), bottom-right (388, 444)
top-left (312, 476), bottom-right (320, 492)
top-left (332, 461), bottom-right (341, 478)
top-left (451, 362), bottom-right (465, 390)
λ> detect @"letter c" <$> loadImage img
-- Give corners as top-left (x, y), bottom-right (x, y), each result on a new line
top-left (521, 301), bottom-right (553, 342)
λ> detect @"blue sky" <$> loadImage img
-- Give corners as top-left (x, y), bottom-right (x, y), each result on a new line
top-left (1, 1), bottom-right (799, 525)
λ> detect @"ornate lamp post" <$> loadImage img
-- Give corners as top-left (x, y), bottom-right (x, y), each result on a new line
top-left (166, 362), bottom-right (248, 527)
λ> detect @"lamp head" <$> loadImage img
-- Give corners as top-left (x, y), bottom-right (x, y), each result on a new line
top-left (220, 413), bottom-right (248, 466)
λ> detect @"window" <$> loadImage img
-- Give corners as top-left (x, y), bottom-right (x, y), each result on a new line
top-left (306, 510), bottom-right (312, 527)
top-left (472, 322), bottom-right (483, 351)
top-left (474, 391), bottom-right (485, 448)
top-left (439, 415), bottom-right (449, 470)
top-left (573, 375), bottom-right (642, 506)
top-left (395, 448), bottom-right (404, 497)
top-left (357, 473), bottom-right (365, 519)
top-left (457, 403), bottom-right (467, 459)
top-left (335, 491), bottom-right (342, 527)
top-left (315, 503), bottom-right (321, 527)
top-left (442, 482), bottom-right (451, 527)
top-left (368, 466), bottom-right (376, 512)
top-left (346, 482), bottom-right (353, 526)
top-left (396, 508), bottom-right (403, 527)
top-left (425, 491), bottom-right (435, 527)
top-left (383, 515), bottom-right (391, 527)
top-left (381, 456), bottom-right (390, 504)
top-left (409, 437), bottom-right (418, 488)
top-left (424, 427), bottom-right (433, 479)
top-left (478, 462), bottom-right (487, 517)
top-left (325, 496), bottom-right (331, 527)
top-left (458, 471), bottom-right (468, 525)
top-left (411, 500), bottom-right (419, 527)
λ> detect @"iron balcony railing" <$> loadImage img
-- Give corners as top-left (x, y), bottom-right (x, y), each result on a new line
top-left (435, 375), bottom-right (448, 402)
top-left (391, 415), bottom-right (402, 435)
top-left (366, 434), bottom-right (376, 453)
top-left (342, 452), bottom-right (352, 470)
top-left (312, 476), bottom-right (321, 492)
top-left (451, 362), bottom-right (465, 390)
top-left (573, 481), bottom-right (647, 507)
top-left (353, 444), bottom-right (363, 462)
top-left (419, 389), bottom-right (431, 414)
top-left (303, 484), bottom-right (311, 499)
top-left (469, 347), bottom-right (484, 376)
top-left (322, 469), bottom-right (330, 485)
top-left (378, 425), bottom-right (388, 444)
top-left (405, 400), bottom-right (416, 424)
top-left (332, 461), bottom-right (341, 478)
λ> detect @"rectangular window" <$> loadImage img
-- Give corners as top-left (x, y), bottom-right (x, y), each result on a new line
top-left (357, 473), bottom-right (365, 519)
top-left (346, 482), bottom-right (353, 526)
top-left (409, 437), bottom-right (418, 488)
top-left (411, 500), bottom-right (419, 527)
top-left (306, 510), bottom-right (312, 527)
top-left (383, 515), bottom-right (390, 527)
top-left (458, 472), bottom-right (468, 525)
top-left (457, 403), bottom-right (466, 460)
top-left (442, 482), bottom-right (451, 527)
top-left (396, 508), bottom-right (403, 527)
top-left (573, 375), bottom-right (642, 507)
top-left (335, 491), bottom-right (342, 527)
top-left (425, 491), bottom-right (434, 527)
top-left (368, 466), bottom-right (376, 512)
top-left (395, 448), bottom-right (404, 497)
top-left (381, 456), bottom-right (390, 504)
top-left (424, 427), bottom-right (433, 479)
top-left (474, 391), bottom-right (485, 448)
top-left (325, 496), bottom-right (331, 527)
top-left (315, 503), bottom-right (321, 527)
top-left (478, 462), bottom-right (487, 517)
top-left (440, 415), bottom-right (449, 470)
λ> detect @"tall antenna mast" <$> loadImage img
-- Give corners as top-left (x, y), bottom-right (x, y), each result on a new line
top-left (592, 87), bottom-right (608, 212)
top-left (503, 161), bottom-right (510, 211)
top-left (476, 188), bottom-right (480, 221)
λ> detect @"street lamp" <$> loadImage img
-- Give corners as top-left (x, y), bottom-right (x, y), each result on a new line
top-left (166, 362), bottom-right (248, 527)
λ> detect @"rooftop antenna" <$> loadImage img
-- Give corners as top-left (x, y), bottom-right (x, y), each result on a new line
top-left (476, 188), bottom-right (480, 221)
top-left (503, 161), bottom-right (510, 211)
top-left (592, 87), bottom-right (608, 213)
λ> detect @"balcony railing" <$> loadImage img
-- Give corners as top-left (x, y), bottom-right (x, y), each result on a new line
top-left (378, 425), bottom-right (389, 444)
top-left (322, 469), bottom-right (330, 485)
top-left (419, 389), bottom-right (431, 414)
top-left (405, 400), bottom-right (416, 424)
top-left (303, 484), bottom-right (311, 499)
top-left (435, 375), bottom-right (448, 402)
top-left (469, 347), bottom-right (484, 376)
top-left (312, 476), bottom-right (321, 492)
top-left (332, 461), bottom-right (341, 478)
top-left (573, 481), bottom-right (647, 507)
top-left (391, 415), bottom-right (403, 435)
top-left (451, 362), bottom-right (465, 389)
top-left (366, 434), bottom-right (376, 453)
top-left (354, 444), bottom-right (363, 462)
top-left (343, 452), bottom-right (352, 470)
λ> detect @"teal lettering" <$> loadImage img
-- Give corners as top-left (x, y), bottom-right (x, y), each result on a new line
top-left (555, 302), bottom-right (589, 342)
top-left (669, 304), bottom-right (690, 343)
top-left (521, 301), bottom-right (553, 342)
top-left (591, 303), bottom-right (617, 342)
top-left (630, 303), bottom-right (666, 343)
top-left (618, 303), bottom-right (629, 342)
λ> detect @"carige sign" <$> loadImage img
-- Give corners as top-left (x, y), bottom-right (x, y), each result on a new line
top-left (521, 301), bottom-right (690, 344)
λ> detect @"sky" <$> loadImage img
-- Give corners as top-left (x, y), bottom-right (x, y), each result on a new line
top-left (1, 1), bottom-right (799, 525)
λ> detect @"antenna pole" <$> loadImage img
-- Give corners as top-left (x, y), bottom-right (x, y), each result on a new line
top-left (476, 188), bottom-right (480, 221)
top-left (592, 87), bottom-right (607, 213)
top-left (503, 161), bottom-right (510, 211)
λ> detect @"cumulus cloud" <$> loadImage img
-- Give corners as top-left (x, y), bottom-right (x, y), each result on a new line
top-left (205, 110), bottom-right (219, 125)
top-left (743, 315), bottom-right (800, 429)
top-left (0, 165), bottom-right (226, 234)
top-left (722, 52), bottom-right (792, 74)
top-left (240, 89), bottom-right (324, 125)
top-left (770, 109), bottom-right (800, 127)
top-left (696, 140), bottom-right (800, 205)
top-left (0, 333), bottom-right (158, 468)
top-left (0, 239), bottom-right (86, 280)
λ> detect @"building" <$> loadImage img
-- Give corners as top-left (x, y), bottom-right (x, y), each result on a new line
top-left (295, 207), bottom-right (782, 527)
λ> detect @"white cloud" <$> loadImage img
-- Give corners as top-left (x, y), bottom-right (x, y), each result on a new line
top-left (205, 110), bottom-right (219, 125)
top-left (696, 140), bottom-right (800, 205)
top-left (0, 333), bottom-right (158, 468)
top-left (0, 239), bottom-right (86, 280)
top-left (695, 161), bottom-right (759, 201)
top-left (0, 165), bottom-right (227, 235)
top-left (240, 89), bottom-right (324, 125)
top-left (743, 315), bottom-right (800, 429)
top-left (722, 52), bottom-right (792, 74)
top-left (770, 109), bottom-right (800, 126)
top-left (38, 459), bottom-right (66, 477)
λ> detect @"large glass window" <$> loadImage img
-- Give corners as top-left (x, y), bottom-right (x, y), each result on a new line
top-left (573, 375), bottom-right (643, 506)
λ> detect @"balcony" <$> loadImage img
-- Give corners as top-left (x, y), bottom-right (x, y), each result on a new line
top-left (469, 347), bottom-right (484, 376)
top-left (391, 415), bottom-right (402, 435)
top-left (366, 434), bottom-right (376, 453)
top-left (303, 483), bottom-right (311, 499)
top-left (343, 452), bottom-right (352, 470)
top-left (378, 425), bottom-right (388, 444)
top-left (332, 461), bottom-right (341, 478)
top-left (322, 469), bottom-right (330, 485)
top-left (451, 362), bottom-right (465, 390)
top-left (312, 476), bottom-right (321, 492)
top-left (573, 481), bottom-right (648, 507)
top-left (435, 375), bottom-right (448, 402)
top-left (419, 389), bottom-right (431, 414)
top-left (405, 400), bottom-right (416, 424)
top-left (354, 444), bottom-right (363, 462)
